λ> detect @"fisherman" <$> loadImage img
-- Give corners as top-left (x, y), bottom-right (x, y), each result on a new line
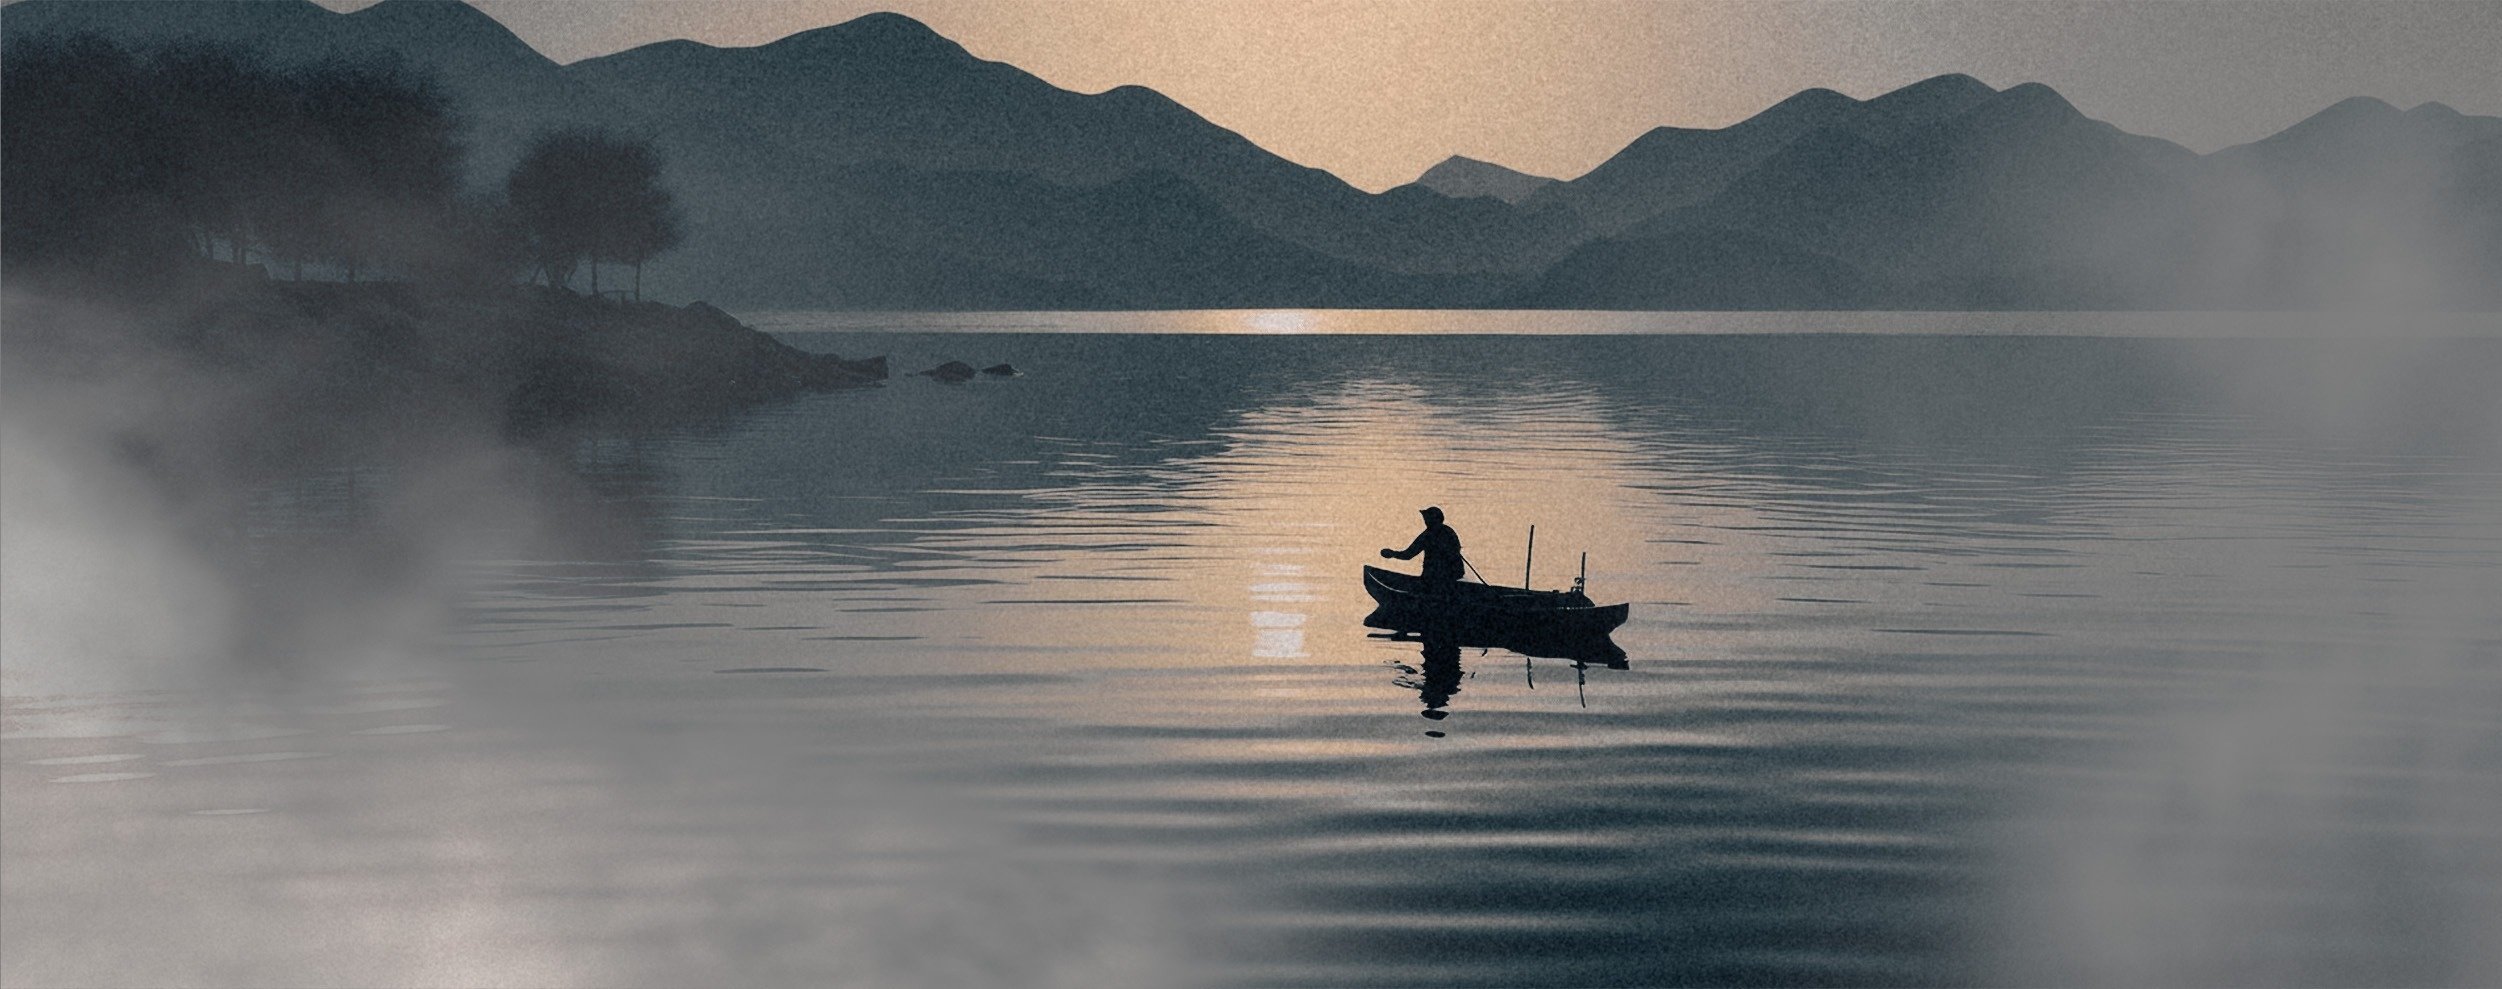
top-left (1381, 506), bottom-right (1465, 588)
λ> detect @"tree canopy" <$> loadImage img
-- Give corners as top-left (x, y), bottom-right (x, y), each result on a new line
top-left (2, 34), bottom-right (464, 280)
top-left (504, 128), bottom-right (683, 297)
top-left (4, 35), bottom-right (690, 300)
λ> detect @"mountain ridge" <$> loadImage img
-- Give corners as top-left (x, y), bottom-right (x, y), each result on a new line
top-left (3, 2), bottom-right (2490, 310)
top-left (1405, 155), bottom-right (1558, 204)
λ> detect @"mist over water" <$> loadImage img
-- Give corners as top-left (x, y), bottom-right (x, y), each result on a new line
top-left (6, 314), bottom-right (2501, 986)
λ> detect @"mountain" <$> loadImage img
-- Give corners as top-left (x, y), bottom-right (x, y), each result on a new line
top-left (1526, 73), bottom-right (2000, 235)
top-left (2217, 97), bottom-right (2502, 184)
top-left (4, 3), bottom-right (2490, 310)
top-left (1523, 78), bottom-right (2498, 310)
top-left (2197, 98), bottom-right (2502, 309)
top-left (1654, 82), bottom-right (2206, 305)
top-left (555, 13), bottom-right (1585, 285)
top-left (544, 14), bottom-right (1563, 305)
top-left (1404, 155), bottom-right (1557, 204)
top-left (1512, 79), bottom-right (2208, 307)
top-left (1502, 228), bottom-right (1878, 309)
top-left (5, 2), bottom-right (1560, 306)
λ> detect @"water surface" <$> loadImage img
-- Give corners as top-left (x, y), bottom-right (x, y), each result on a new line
top-left (7, 319), bottom-right (2499, 987)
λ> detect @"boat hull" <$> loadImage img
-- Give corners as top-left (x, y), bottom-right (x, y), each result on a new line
top-left (1362, 566), bottom-right (1630, 638)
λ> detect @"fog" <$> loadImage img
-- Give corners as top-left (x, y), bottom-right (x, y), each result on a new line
top-left (1985, 333), bottom-right (2502, 985)
top-left (0, 284), bottom-right (1204, 988)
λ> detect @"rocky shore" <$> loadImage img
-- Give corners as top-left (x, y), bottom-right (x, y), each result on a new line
top-left (491, 293), bottom-right (887, 420)
top-left (6, 272), bottom-right (884, 424)
top-left (1, 271), bottom-right (888, 505)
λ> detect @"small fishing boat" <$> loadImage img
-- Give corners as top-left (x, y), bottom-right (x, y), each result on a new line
top-left (1361, 565), bottom-right (1630, 638)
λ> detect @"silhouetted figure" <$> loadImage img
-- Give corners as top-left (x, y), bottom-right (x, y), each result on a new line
top-left (1380, 506), bottom-right (1464, 587)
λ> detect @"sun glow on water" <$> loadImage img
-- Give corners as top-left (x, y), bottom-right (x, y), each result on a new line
top-left (1242, 310), bottom-right (1320, 333)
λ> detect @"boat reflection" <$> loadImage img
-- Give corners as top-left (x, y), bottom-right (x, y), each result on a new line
top-left (1367, 607), bottom-right (1628, 720)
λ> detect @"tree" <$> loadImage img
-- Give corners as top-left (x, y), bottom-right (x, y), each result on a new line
top-left (3, 34), bottom-right (465, 283)
top-left (284, 59), bottom-right (463, 282)
top-left (505, 128), bottom-right (681, 298)
top-left (609, 190), bottom-right (683, 303)
top-left (0, 34), bottom-right (186, 272)
top-left (153, 46), bottom-right (294, 265)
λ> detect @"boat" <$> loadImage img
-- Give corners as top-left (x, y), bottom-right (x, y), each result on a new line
top-left (1361, 565), bottom-right (1630, 639)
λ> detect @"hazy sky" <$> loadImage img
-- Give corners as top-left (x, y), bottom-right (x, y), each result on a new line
top-left (328, 1), bottom-right (2499, 191)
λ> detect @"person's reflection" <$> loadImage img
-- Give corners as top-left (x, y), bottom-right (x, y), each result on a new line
top-left (1411, 632), bottom-right (1463, 720)
top-left (1373, 612), bottom-right (1627, 723)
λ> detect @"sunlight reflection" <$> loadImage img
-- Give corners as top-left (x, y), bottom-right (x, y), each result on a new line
top-left (1241, 310), bottom-right (1319, 333)
top-left (884, 371), bottom-right (1741, 702)
top-left (1250, 628), bottom-right (1307, 659)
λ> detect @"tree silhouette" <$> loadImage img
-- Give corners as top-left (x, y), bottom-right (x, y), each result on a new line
top-left (287, 59), bottom-right (464, 281)
top-left (505, 128), bottom-right (682, 297)
top-left (153, 46), bottom-right (291, 264)
top-left (2, 35), bottom-right (465, 283)
top-left (609, 189), bottom-right (684, 303)
top-left (0, 34), bottom-right (184, 271)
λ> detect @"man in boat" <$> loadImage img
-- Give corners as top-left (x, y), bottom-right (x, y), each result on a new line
top-left (1381, 506), bottom-right (1465, 589)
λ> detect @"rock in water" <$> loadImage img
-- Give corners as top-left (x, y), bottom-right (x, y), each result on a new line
top-left (917, 360), bottom-right (977, 382)
top-left (980, 363), bottom-right (1020, 377)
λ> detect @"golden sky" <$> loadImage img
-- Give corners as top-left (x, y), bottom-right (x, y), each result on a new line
top-left (341, 1), bottom-right (2499, 191)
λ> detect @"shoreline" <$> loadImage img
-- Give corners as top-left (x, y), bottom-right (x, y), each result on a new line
top-left (2, 271), bottom-right (889, 428)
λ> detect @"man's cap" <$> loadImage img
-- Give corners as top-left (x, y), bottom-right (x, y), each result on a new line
top-left (1419, 506), bottom-right (1444, 520)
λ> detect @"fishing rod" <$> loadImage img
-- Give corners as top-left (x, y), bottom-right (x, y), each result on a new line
top-left (1436, 518), bottom-right (1548, 589)
top-left (1524, 524), bottom-right (1535, 588)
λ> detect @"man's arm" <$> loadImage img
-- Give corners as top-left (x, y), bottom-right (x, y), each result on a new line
top-left (1382, 531), bottom-right (1428, 560)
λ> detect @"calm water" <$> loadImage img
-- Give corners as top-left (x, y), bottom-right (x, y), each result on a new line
top-left (7, 317), bottom-right (2500, 987)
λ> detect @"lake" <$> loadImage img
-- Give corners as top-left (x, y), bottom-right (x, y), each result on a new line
top-left (5, 313), bottom-right (2499, 987)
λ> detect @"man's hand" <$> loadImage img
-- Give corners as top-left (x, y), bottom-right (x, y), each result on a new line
top-left (1379, 548), bottom-right (1395, 559)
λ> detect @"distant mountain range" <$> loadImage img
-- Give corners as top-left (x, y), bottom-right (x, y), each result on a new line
top-left (6, 0), bottom-right (2495, 310)
top-left (1403, 156), bottom-right (1557, 204)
